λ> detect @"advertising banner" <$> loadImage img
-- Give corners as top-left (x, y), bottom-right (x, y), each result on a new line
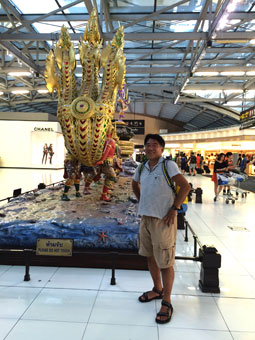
top-left (240, 106), bottom-right (255, 130)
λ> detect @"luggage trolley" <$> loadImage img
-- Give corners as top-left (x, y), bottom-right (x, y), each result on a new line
top-left (230, 170), bottom-right (249, 199)
top-left (217, 171), bottom-right (249, 204)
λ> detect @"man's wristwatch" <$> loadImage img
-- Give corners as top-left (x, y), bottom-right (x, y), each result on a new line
top-left (171, 205), bottom-right (179, 211)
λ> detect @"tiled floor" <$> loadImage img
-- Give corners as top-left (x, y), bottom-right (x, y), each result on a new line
top-left (0, 171), bottom-right (255, 339)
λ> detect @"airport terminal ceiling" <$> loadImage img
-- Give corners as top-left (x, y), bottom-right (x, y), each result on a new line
top-left (0, 0), bottom-right (255, 131)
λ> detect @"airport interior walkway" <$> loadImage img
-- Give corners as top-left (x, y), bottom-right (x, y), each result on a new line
top-left (0, 169), bottom-right (255, 340)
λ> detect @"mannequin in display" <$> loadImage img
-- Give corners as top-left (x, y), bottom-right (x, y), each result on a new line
top-left (48, 144), bottom-right (54, 164)
top-left (42, 143), bottom-right (48, 164)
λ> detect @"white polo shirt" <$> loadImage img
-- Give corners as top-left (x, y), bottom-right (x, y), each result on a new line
top-left (133, 157), bottom-right (180, 219)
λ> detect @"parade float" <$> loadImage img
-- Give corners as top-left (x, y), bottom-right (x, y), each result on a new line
top-left (0, 9), bottom-right (142, 270)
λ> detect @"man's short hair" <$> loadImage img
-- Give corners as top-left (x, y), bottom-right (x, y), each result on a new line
top-left (226, 152), bottom-right (232, 158)
top-left (144, 134), bottom-right (165, 147)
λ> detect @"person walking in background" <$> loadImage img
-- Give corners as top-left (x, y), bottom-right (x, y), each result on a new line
top-left (196, 153), bottom-right (201, 170)
top-left (188, 152), bottom-right (197, 176)
top-left (237, 153), bottom-right (242, 167)
top-left (223, 152), bottom-right (235, 195)
top-left (209, 153), bottom-right (215, 172)
top-left (176, 153), bottom-right (182, 169)
top-left (180, 152), bottom-right (187, 175)
top-left (240, 154), bottom-right (248, 173)
top-left (212, 153), bottom-right (229, 201)
top-left (132, 134), bottom-right (190, 324)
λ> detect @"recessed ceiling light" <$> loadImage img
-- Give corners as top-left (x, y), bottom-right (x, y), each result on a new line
top-left (8, 71), bottom-right (32, 77)
top-left (11, 90), bottom-right (29, 94)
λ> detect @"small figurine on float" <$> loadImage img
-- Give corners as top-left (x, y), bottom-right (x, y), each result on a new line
top-left (83, 125), bottom-right (117, 201)
top-left (96, 125), bottom-right (117, 201)
top-left (80, 164), bottom-right (99, 195)
top-left (61, 153), bottom-right (82, 201)
top-left (113, 133), bottom-right (123, 176)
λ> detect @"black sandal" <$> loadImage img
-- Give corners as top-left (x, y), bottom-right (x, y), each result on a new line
top-left (155, 300), bottom-right (173, 324)
top-left (138, 286), bottom-right (163, 303)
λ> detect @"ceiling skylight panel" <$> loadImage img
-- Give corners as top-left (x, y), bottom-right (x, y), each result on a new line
top-left (170, 20), bottom-right (197, 33)
top-left (58, 0), bottom-right (88, 13)
top-left (33, 22), bottom-right (62, 34)
top-left (12, 0), bottom-right (58, 14)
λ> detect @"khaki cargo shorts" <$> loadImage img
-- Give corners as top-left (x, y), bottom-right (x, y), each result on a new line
top-left (138, 215), bottom-right (177, 269)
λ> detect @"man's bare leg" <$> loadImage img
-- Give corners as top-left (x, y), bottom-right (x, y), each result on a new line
top-left (156, 266), bottom-right (174, 322)
top-left (139, 256), bottom-right (162, 301)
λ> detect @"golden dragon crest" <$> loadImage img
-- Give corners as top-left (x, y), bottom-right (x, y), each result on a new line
top-left (44, 8), bottom-right (126, 166)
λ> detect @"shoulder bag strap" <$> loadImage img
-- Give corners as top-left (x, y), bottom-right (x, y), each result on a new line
top-left (162, 159), bottom-right (177, 197)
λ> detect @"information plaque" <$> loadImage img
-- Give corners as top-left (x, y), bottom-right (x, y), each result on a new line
top-left (36, 238), bottom-right (73, 256)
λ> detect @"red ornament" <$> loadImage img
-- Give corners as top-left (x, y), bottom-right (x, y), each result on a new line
top-left (98, 232), bottom-right (108, 243)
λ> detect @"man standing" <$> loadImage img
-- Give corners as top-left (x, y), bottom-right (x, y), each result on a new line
top-left (132, 134), bottom-right (190, 324)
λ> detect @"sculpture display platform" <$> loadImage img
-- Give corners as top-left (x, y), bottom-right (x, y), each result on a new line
top-left (0, 176), bottom-right (146, 269)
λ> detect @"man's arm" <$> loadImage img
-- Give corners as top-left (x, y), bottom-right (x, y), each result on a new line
top-left (172, 174), bottom-right (191, 208)
top-left (162, 174), bottom-right (190, 226)
top-left (132, 179), bottom-right (140, 201)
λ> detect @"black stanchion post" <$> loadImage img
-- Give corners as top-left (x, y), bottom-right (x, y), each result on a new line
top-left (184, 220), bottom-right (188, 242)
top-left (24, 250), bottom-right (31, 281)
top-left (110, 253), bottom-right (117, 285)
top-left (199, 245), bottom-right (221, 293)
top-left (193, 236), bottom-right (197, 257)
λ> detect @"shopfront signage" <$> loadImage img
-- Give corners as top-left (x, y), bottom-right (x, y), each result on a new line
top-left (36, 238), bottom-right (73, 256)
top-left (34, 127), bottom-right (54, 132)
top-left (124, 120), bottom-right (144, 134)
top-left (240, 106), bottom-right (255, 130)
top-left (112, 119), bottom-right (145, 134)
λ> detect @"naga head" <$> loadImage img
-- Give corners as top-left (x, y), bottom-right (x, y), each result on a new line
top-left (44, 50), bottom-right (60, 94)
top-left (112, 26), bottom-right (124, 49)
top-left (57, 25), bottom-right (72, 50)
top-left (83, 8), bottom-right (100, 44)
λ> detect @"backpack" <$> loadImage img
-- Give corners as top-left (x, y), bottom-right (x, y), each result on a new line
top-left (190, 155), bottom-right (196, 163)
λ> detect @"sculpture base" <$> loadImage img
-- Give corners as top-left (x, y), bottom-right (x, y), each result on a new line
top-left (0, 176), bottom-right (143, 269)
top-left (0, 248), bottom-right (147, 270)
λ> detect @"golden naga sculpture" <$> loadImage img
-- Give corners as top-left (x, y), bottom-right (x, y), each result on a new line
top-left (44, 8), bottom-right (126, 166)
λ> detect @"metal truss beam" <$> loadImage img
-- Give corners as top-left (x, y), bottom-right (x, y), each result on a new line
top-left (126, 41), bottom-right (181, 66)
top-left (124, 47), bottom-right (255, 54)
top-left (0, 32), bottom-right (208, 41)
top-left (2, 0), bottom-right (84, 34)
top-left (0, 41), bottom-right (42, 75)
top-left (171, 103), bottom-right (186, 120)
top-left (1, 12), bottom-right (255, 23)
top-left (173, 0), bottom-right (232, 104)
top-left (120, 0), bottom-right (189, 31)
top-left (196, 102), bottom-right (239, 120)
top-left (1, 31), bottom-right (255, 42)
